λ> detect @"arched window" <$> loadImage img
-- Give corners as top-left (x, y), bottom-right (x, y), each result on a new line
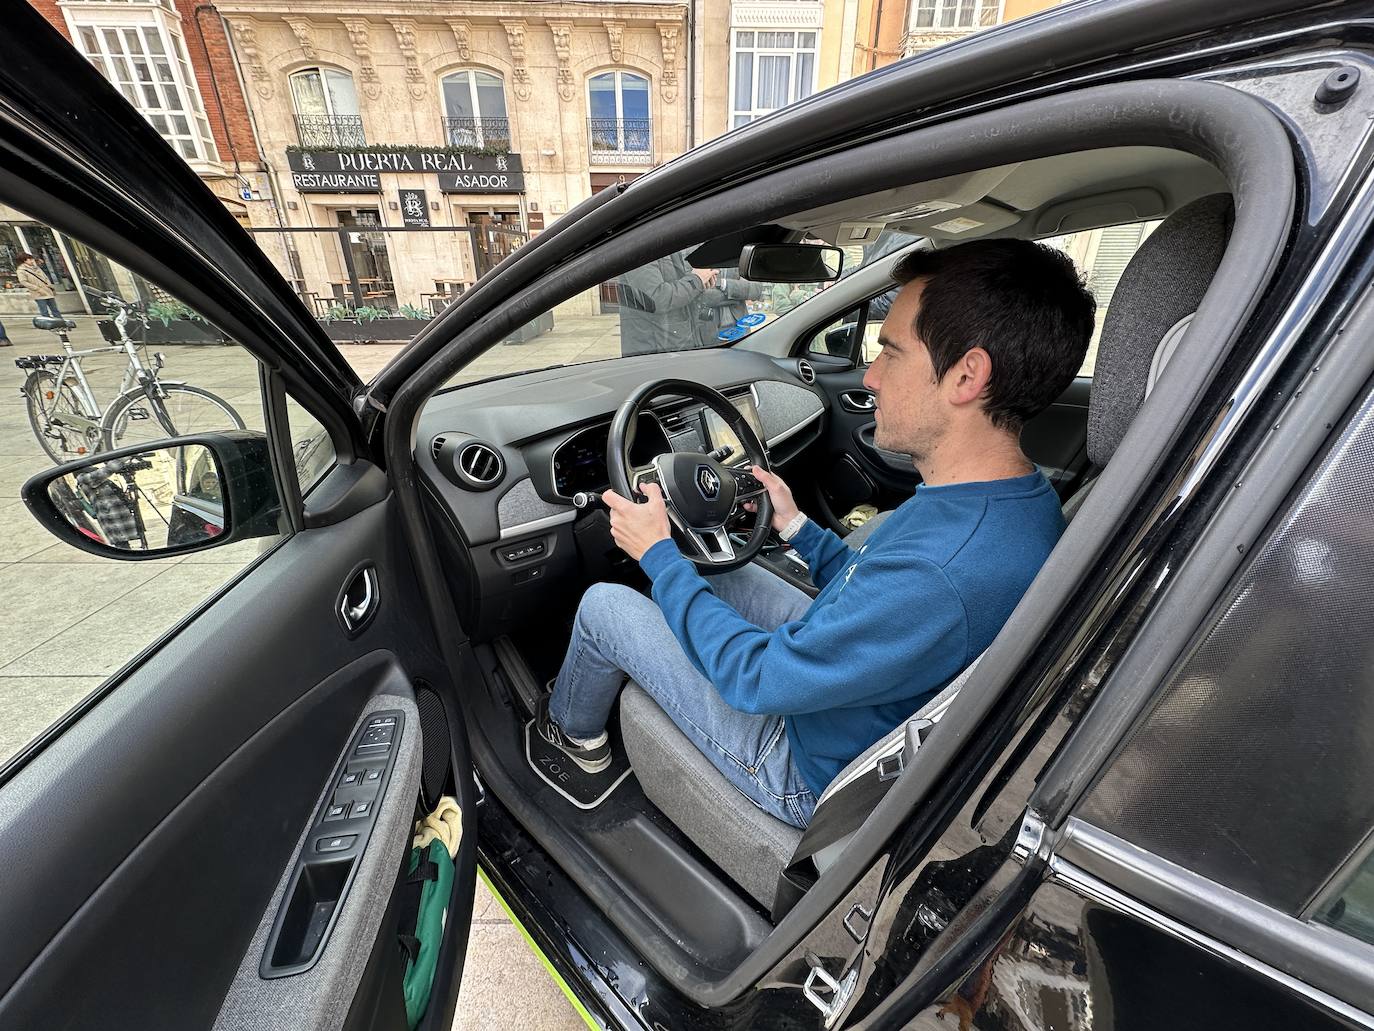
top-left (289, 68), bottom-right (364, 147)
top-left (441, 71), bottom-right (509, 148)
top-left (588, 71), bottom-right (650, 164)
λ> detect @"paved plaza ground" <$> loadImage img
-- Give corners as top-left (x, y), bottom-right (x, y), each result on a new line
top-left (0, 311), bottom-right (610, 1030)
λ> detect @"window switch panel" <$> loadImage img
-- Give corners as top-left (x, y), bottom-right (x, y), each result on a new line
top-left (261, 708), bottom-right (405, 979)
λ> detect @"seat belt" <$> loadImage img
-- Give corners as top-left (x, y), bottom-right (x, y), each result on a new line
top-left (771, 718), bottom-right (934, 922)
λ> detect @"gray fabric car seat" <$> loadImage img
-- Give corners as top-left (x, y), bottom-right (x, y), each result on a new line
top-left (619, 193), bottom-right (1236, 912)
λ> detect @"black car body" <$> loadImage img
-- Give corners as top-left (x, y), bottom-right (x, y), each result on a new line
top-left (4, 1), bottom-right (1374, 1029)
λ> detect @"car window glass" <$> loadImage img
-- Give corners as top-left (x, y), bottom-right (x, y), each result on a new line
top-left (1315, 853), bottom-right (1374, 945)
top-left (1042, 220), bottom-right (1161, 376)
top-left (0, 204), bottom-right (290, 769)
top-left (438, 232), bottom-right (894, 390)
top-left (283, 394), bottom-right (336, 495)
top-left (806, 304), bottom-right (868, 361)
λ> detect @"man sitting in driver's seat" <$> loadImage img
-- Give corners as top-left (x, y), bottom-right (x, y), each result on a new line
top-left (536, 239), bottom-right (1095, 828)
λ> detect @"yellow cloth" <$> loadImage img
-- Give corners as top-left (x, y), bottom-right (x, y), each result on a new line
top-left (841, 503), bottom-right (879, 530)
top-left (412, 796), bottom-right (462, 859)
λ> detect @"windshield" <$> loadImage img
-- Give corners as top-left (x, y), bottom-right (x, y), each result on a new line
top-left (439, 227), bottom-right (914, 389)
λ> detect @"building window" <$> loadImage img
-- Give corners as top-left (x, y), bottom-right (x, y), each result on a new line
top-left (911, 0), bottom-right (1003, 30)
top-left (730, 31), bottom-right (817, 129)
top-left (441, 71), bottom-right (510, 149)
top-left (66, 6), bottom-right (218, 162)
top-left (290, 68), bottom-right (365, 148)
top-left (588, 71), bottom-right (651, 165)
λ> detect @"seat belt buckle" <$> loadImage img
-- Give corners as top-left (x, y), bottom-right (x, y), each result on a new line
top-left (876, 753), bottom-right (904, 782)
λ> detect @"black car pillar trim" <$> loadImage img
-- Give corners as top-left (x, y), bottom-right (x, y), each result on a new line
top-left (381, 79), bottom-right (1295, 1009)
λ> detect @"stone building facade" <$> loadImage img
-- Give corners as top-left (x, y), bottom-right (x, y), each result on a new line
top-left (10, 0), bottom-right (266, 319)
top-left (213, 3), bottom-right (691, 317)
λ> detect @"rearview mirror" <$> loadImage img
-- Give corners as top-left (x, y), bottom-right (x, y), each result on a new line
top-left (739, 243), bottom-right (844, 283)
top-left (21, 432), bottom-right (283, 560)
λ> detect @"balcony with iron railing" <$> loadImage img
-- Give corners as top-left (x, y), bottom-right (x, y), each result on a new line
top-left (442, 117), bottom-right (511, 151)
top-left (294, 114), bottom-right (367, 149)
top-left (588, 118), bottom-right (652, 165)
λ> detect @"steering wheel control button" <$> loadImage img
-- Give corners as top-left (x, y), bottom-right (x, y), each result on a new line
top-left (324, 802), bottom-right (350, 822)
top-left (316, 834), bottom-right (356, 854)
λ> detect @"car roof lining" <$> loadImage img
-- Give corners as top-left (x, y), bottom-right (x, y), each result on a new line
top-left (785, 146), bottom-right (1229, 245)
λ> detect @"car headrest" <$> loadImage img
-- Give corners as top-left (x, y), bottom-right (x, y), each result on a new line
top-left (1085, 193), bottom-right (1234, 468)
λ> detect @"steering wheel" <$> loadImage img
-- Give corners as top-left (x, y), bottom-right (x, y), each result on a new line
top-left (607, 380), bottom-right (773, 573)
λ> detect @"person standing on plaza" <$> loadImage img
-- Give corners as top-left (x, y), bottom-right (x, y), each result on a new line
top-left (17, 252), bottom-right (59, 319)
top-left (616, 249), bottom-right (717, 356)
top-left (0, 317), bottom-right (10, 346)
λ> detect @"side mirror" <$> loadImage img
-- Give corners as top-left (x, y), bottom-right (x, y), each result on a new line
top-left (739, 243), bottom-right (844, 283)
top-left (21, 431), bottom-right (283, 560)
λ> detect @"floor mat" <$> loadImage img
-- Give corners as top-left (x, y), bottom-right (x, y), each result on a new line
top-left (524, 720), bottom-right (633, 809)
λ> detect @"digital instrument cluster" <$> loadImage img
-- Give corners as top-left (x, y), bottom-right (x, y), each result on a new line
top-left (551, 414), bottom-right (669, 498)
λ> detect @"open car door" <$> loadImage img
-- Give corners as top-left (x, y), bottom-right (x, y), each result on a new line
top-left (0, 14), bottom-right (477, 1029)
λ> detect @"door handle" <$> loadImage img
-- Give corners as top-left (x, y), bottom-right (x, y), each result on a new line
top-left (339, 566), bottom-right (379, 635)
top-left (840, 390), bottom-right (876, 413)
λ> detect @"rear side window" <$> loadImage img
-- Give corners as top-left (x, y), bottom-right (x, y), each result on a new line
top-left (1043, 220), bottom-right (1161, 376)
top-left (1078, 382), bottom-right (1374, 916)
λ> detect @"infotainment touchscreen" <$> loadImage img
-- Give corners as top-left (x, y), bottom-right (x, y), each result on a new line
top-left (701, 393), bottom-right (765, 464)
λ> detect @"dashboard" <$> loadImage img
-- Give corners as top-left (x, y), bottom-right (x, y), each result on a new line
top-left (413, 348), bottom-right (827, 636)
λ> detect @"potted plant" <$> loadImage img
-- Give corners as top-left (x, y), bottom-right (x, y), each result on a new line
top-left (317, 302), bottom-right (432, 343)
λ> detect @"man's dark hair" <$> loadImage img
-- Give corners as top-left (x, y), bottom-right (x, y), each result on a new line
top-left (891, 238), bottom-right (1095, 431)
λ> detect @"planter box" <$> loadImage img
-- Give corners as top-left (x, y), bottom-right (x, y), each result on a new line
top-left (99, 318), bottom-right (229, 346)
top-left (321, 317), bottom-right (430, 344)
top-left (502, 309), bottom-right (554, 345)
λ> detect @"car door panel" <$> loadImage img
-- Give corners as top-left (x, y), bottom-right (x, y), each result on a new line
top-left (0, 490), bottom-right (465, 1029)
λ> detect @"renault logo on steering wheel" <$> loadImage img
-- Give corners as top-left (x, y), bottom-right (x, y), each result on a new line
top-left (695, 465), bottom-right (720, 501)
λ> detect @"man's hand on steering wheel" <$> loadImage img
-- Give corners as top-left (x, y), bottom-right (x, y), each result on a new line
top-left (602, 483), bottom-right (671, 561)
top-left (742, 466), bottom-right (800, 533)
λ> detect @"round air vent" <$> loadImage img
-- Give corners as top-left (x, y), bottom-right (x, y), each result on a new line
top-left (455, 441), bottom-right (505, 491)
top-left (796, 358), bottom-right (816, 385)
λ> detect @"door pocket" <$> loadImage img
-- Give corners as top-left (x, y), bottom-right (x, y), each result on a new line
top-left (821, 454), bottom-right (875, 515)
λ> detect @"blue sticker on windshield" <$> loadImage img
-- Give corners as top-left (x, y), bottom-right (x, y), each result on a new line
top-left (737, 313), bottom-right (767, 328)
top-left (717, 325), bottom-right (749, 341)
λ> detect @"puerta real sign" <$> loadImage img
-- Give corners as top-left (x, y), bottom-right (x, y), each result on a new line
top-left (288, 148), bottom-right (525, 194)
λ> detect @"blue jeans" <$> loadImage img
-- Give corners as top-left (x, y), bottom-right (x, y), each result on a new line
top-left (34, 298), bottom-right (59, 319)
top-left (550, 563), bottom-right (818, 828)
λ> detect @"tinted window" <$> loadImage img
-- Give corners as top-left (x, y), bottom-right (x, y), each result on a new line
top-left (1079, 386), bottom-right (1374, 912)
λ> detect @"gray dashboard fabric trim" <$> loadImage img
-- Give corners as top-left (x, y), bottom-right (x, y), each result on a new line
top-left (497, 477), bottom-right (572, 533)
top-left (755, 380), bottom-right (826, 448)
top-left (214, 693), bottom-right (423, 1031)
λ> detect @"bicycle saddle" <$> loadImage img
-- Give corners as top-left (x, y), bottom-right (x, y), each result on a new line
top-left (33, 316), bottom-right (77, 332)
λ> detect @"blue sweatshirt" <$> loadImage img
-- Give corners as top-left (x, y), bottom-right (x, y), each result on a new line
top-left (638, 471), bottom-right (1065, 796)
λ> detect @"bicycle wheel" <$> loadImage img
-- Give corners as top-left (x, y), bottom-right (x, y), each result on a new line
top-left (24, 369), bottom-right (101, 462)
top-left (101, 382), bottom-right (246, 452)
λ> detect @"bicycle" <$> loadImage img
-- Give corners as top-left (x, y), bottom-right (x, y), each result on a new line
top-left (17, 292), bottom-right (244, 463)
